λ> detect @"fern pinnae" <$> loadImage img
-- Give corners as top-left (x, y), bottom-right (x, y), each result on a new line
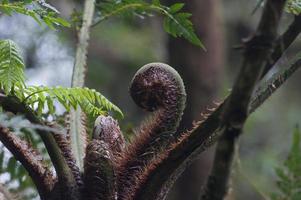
top-left (12, 86), bottom-right (123, 118)
top-left (0, 40), bottom-right (25, 94)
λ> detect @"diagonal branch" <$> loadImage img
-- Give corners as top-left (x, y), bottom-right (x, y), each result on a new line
top-left (131, 53), bottom-right (301, 200)
top-left (201, 55), bottom-right (301, 200)
top-left (202, 0), bottom-right (287, 199)
top-left (0, 96), bottom-right (79, 200)
top-left (0, 125), bottom-right (54, 199)
top-left (128, 1), bottom-right (288, 199)
top-left (199, 14), bottom-right (301, 199)
top-left (262, 14), bottom-right (301, 76)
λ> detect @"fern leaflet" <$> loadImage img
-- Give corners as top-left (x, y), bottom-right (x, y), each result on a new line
top-left (271, 126), bottom-right (301, 200)
top-left (14, 86), bottom-right (123, 119)
top-left (0, 0), bottom-right (70, 29)
top-left (0, 39), bottom-right (123, 119)
top-left (0, 40), bottom-right (25, 94)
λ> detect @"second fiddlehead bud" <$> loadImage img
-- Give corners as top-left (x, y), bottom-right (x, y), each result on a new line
top-left (83, 116), bottom-right (125, 200)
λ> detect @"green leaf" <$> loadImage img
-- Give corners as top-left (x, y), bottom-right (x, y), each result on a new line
top-left (0, 39), bottom-right (25, 94)
top-left (49, 16), bottom-right (71, 27)
top-left (18, 86), bottom-right (123, 119)
top-left (163, 12), bottom-right (205, 49)
top-left (271, 125), bottom-right (301, 199)
top-left (286, 0), bottom-right (301, 15)
top-left (0, 1), bottom-right (70, 29)
top-left (169, 3), bottom-right (185, 14)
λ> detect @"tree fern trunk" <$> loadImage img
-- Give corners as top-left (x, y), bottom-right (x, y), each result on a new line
top-left (165, 0), bottom-right (224, 199)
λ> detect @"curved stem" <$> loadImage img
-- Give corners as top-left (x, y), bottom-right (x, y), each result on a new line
top-left (0, 125), bottom-right (54, 199)
top-left (132, 56), bottom-right (301, 200)
top-left (117, 63), bottom-right (186, 200)
top-left (0, 96), bottom-right (79, 200)
top-left (128, 1), bottom-right (288, 199)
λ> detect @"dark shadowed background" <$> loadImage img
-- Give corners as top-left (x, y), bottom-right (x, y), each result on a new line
top-left (0, 0), bottom-right (301, 199)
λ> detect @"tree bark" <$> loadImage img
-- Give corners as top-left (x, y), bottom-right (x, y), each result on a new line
top-left (165, 0), bottom-right (224, 200)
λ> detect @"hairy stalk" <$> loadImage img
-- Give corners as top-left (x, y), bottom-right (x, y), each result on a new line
top-left (83, 140), bottom-right (115, 200)
top-left (83, 115), bottom-right (124, 200)
top-left (116, 63), bottom-right (186, 200)
top-left (51, 126), bottom-right (83, 187)
top-left (0, 125), bottom-right (54, 199)
top-left (201, 1), bottom-right (286, 199)
top-left (0, 96), bottom-right (79, 200)
top-left (130, 55), bottom-right (300, 200)
top-left (70, 0), bottom-right (95, 171)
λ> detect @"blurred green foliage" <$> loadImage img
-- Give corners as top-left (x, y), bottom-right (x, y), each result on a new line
top-left (271, 126), bottom-right (301, 200)
top-left (0, 0), bottom-right (70, 28)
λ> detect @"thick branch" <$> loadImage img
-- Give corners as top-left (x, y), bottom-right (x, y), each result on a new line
top-left (200, 10), bottom-right (301, 200)
top-left (201, 55), bottom-right (301, 200)
top-left (130, 1), bottom-right (288, 199)
top-left (201, 1), bottom-right (286, 199)
top-left (262, 14), bottom-right (301, 76)
top-left (0, 125), bottom-right (54, 199)
top-left (0, 96), bottom-right (79, 200)
top-left (222, 0), bottom-right (286, 128)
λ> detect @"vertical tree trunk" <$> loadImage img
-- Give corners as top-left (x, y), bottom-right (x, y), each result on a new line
top-left (165, 0), bottom-right (224, 199)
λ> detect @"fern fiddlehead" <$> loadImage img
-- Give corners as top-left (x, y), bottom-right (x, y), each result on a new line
top-left (84, 116), bottom-right (124, 200)
top-left (93, 116), bottom-right (125, 156)
top-left (116, 63), bottom-right (186, 200)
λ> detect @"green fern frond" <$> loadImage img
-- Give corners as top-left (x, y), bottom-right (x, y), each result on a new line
top-left (95, 0), bottom-right (204, 48)
top-left (0, 39), bottom-right (123, 119)
top-left (14, 86), bottom-right (123, 119)
top-left (0, 40), bottom-right (25, 94)
top-left (271, 126), bottom-right (301, 200)
top-left (0, 0), bottom-right (70, 28)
